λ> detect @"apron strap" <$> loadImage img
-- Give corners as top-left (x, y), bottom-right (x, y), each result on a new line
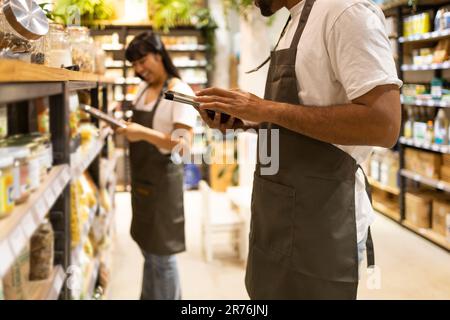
top-left (358, 164), bottom-right (376, 269)
top-left (132, 78), bottom-right (171, 129)
top-left (245, 16), bottom-right (292, 74)
top-left (290, 0), bottom-right (316, 50)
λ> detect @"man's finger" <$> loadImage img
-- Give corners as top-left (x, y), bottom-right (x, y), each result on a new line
top-left (225, 116), bottom-right (236, 128)
top-left (213, 111), bottom-right (221, 127)
top-left (198, 102), bottom-right (229, 114)
top-left (194, 95), bottom-right (232, 104)
top-left (196, 87), bottom-right (235, 98)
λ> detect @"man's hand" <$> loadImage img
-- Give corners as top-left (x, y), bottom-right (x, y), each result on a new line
top-left (116, 122), bottom-right (146, 142)
top-left (195, 88), bottom-right (268, 125)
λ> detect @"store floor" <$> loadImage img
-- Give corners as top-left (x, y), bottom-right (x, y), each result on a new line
top-left (108, 191), bottom-right (450, 300)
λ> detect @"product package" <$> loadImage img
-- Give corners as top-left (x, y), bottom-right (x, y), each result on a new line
top-left (3, 245), bottom-right (30, 300)
top-left (29, 221), bottom-right (54, 281)
top-left (405, 191), bottom-right (434, 228)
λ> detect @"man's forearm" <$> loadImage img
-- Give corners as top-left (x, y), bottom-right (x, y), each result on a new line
top-left (265, 101), bottom-right (399, 148)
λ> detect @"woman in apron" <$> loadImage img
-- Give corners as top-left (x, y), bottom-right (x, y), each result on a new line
top-left (116, 31), bottom-right (198, 300)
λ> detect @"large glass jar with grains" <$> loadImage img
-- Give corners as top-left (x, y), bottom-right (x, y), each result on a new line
top-left (0, 0), bottom-right (48, 64)
top-left (67, 26), bottom-right (95, 73)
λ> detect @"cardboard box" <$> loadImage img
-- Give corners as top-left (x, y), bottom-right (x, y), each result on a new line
top-left (406, 191), bottom-right (433, 228)
top-left (440, 165), bottom-right (450, 184)
top-left (405, 148), bottom-right (441, 179)
top-left (442, 154), bottom-right (450, 167)
top-left (432, 198), bottom-right (450, 236)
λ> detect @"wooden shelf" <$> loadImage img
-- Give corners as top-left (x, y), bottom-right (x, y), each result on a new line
top-left (402, 61), bottom-right (450, 71)
top-left (0, 59), bottom-right (114, 84)
top-left (0, 165), bottom-right (71, 278)
top-left (27, 265), bottom-right (66, 300)
top-left (401, 95), bottom-right (450, 107)
top-left (368, 177), bottom-right (400, 195)
top-left (372, 199), bottom-right (401, 222)
top-left (400, 136), bottom-right (450, 154)
top-left (401, 169), bottom-right (450, 192)
top-left (402, 220), bottom-right (450, 251)
top-left (399, 29), bottom-right (450, 43)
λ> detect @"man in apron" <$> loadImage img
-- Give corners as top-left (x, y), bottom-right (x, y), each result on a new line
top-left (195, 0), bottom-right (402, 299)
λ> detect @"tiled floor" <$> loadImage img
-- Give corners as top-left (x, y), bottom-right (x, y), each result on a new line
top-left (109, 191), bottom-right (450, 300)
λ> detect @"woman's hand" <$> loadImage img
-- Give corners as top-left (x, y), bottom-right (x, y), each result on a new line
top-left (116, 122), bottom-right (146, 142)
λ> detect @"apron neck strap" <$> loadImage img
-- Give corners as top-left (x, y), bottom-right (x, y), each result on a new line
top-left (289, 0), bottom-right (316, 50)
top-left (245, 15), bottom-right (291, 74)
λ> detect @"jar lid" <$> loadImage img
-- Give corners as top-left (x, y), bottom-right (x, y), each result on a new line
top-left (2, 0), bottom-right (49, 40)
top-left (0, 156), bottom-right (13, 168)
top-left (0, 146), bottom-right (30, 159)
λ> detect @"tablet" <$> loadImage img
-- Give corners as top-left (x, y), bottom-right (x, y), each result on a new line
top-left (80, 104), bottom-right (127, 129)
top-left (163, 90), bottom-right (231, 124)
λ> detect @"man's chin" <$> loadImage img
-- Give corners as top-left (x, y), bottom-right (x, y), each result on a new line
top-left (259, 8), bottom-right (275, 17)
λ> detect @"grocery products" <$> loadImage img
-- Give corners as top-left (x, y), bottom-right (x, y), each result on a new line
top-left (2, 147), bottom-right (30, 204)
top-left (403, 12), bottom-right (431, 37)
top-left (0, 0), bottom-right (48, 64)
top-left (0, 104), bottom-right (7, 139)
top-left (406, 191), bottom-right (433, 228)
top-left (45, 23), bottom-right (72, 68)
top-left (0, 155), bottom-right (14, 217)
top-left (432, 198), bottom-right (450, 236)
top-left (67, 26), bottom-right (95, 73)
top-left (404, 106), bottom-right (414, 139)
top-left (434, 6), bottom-right (450, 31)
top-left (405, 148), bottom-right (441, 179)
top-left (29, 221), bottom-right (54, 281)
top-left (34, 98), bottom-right (50, 134)
top-left (3, 245), bottom-right (30, 300)
top-left (434, 109), bottom-right (449, 145)
top-left (0, 281), bottom-right (4, 300)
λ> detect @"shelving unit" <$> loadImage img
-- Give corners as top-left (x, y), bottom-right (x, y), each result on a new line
top-left (376, 1), bottom-right (450, 251)
top-left (0, 59), bottom-right (119, 299)
top-left (401, 95), bottom-right (450, 107)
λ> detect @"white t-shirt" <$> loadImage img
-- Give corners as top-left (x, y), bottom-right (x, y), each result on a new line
top-left (133, 79), bottom-right (198, 154)
top-left (276, 0), bottom-right (403, 248)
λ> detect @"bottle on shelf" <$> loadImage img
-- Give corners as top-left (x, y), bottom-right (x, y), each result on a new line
top-left (404, 106), bottom-right (414, 139)
top-left (414, 106), bottom-right (427, 143)
top-left (431, 78), bottom-right (443, 100)
top-left (434, 108), bottom-right (449, 145)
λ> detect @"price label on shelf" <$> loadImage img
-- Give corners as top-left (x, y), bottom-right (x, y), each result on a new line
top-left (437, 182), bottom-right (446, 190)
top-left (45, 189), bottom-right (56, 207)
top-left (414, 174), bottom-right (421, 182)
top-left (53, 270), bottom-right (64, 293)
top-left (62, 167), bottom-right (71, 182)
top-left (22, 213), bottom-right (37, 238)
top-left (35, 199), bottom-right (48, 220)
top-left (10, 227), bottom-right (27, 256)
top-left (0, 241), bottom-right (13, 277)
top-left (432, 144), bottom-right (440, 152)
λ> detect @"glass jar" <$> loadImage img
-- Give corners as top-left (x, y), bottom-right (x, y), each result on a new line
top-left (67, 26), bottom-right (95, 73)
top-left (0, 147), bottom-right (30, 204)
top-left (0, 155), bottom-right (14, 218)
top-left (45, 23), bottom-right (72, 68)
top-left (0, 0), bottom-right (47, 64)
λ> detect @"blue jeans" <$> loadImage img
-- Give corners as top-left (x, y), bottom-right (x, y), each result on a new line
top-left (140, 251), bottom-right (181, 300)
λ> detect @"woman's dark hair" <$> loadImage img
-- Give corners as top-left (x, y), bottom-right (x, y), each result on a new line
top-left (125, 31), bottom-right (180, 79)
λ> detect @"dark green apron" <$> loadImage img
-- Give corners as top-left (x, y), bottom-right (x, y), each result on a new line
top-left (129, 80), bottom-right (185, 255)
top-left (245, 0), bottom-right (374, 299)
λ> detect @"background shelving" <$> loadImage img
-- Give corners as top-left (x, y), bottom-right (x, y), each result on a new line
top-left (373, 1), bottom-right (450, 251)
top-left (0, 60), bottom-right (119, 299)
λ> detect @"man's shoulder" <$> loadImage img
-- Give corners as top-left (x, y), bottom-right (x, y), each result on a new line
top-left (315, 0), bottom-right (378, 17)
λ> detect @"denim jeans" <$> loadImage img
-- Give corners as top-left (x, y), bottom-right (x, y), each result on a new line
top-left (140, 251), bottom-right (181, 300)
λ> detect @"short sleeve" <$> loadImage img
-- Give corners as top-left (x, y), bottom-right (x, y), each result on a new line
top-left (327, 3), bottom-right (403, 101)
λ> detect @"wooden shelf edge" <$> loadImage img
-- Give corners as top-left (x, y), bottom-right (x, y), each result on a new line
top-left (368, 177), bottom-right (400, 195)
top-left (0, 59), bottom-right (112, 83)
top-left (372, 200), bottom-right (401, 222)
top-left (402, 220), bottom-right (450, 251)
top-left (27, 265), bottom-right (66, 300)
